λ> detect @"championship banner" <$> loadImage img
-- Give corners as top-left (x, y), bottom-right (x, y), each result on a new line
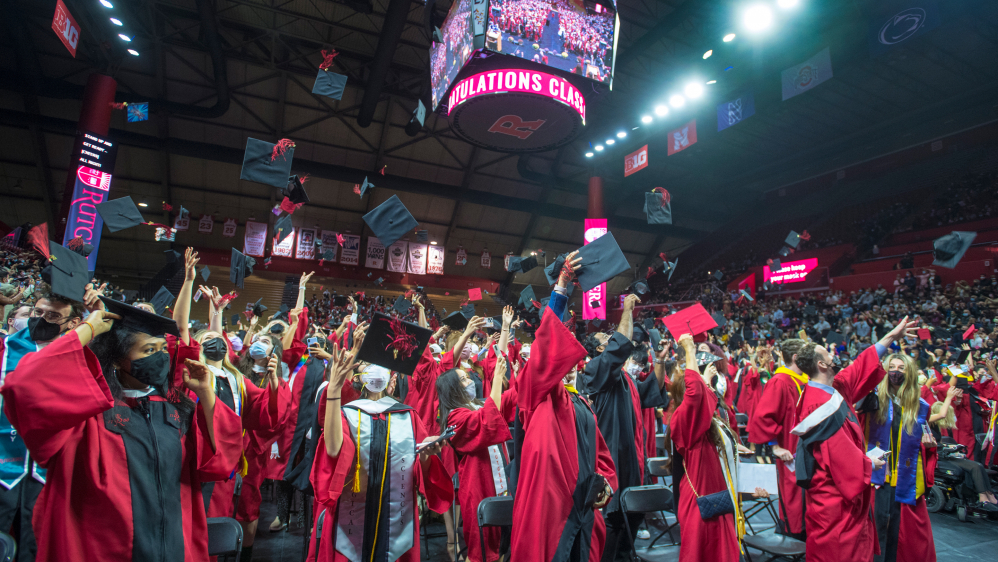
top-left (386, 240), bottom-right (409, 272)
top-left (427, 245), bottom-right (445, 274)
top-left (340, 234), bottom-right (361, 265)
top-left (198, 215), bottom-right (213, 234)
top-left (870, 3), bottom-right (940, 56)
top-left (481, 249), bottom-right (491, 268)
top-left (667, 120), bottom-right (697, 155)
top-left (296, 228), bottom-right (316, 260)
top-left (243, 221), bottom-right (268, 257)
top-left (272, 227), bottom-right (295, 257)
top-left (781, 47), bottom-right (833, 101)
top-left (716, 92), bottom-right (755, 132)
top-left (456, 246), bottom-right (467, 265)
top-left (320, 230), bottom-right (339, 262)
top-left (408, 243), bottom-right (428, 275)
top-left (624, 145), bottom-right (648, 177)
top-left (222, 218), bottom-right (237, 237)
top-left (365, 237), bottom-right (385, 269)
top-left (582, 219), bottom-right (607, 320)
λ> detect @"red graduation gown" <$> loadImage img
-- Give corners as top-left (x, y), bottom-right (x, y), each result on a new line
top-left (404, 346), bottom-right (455, 435)
top-left (638, 371), bottom-right (659, 464)
top-left (264, 307), bottom-right (310, 480)
top-left (671, 369), bottom-right (739, 562)
top-left (510, 308), bottom-right (617, 562)
top-left (746, 368), bottom-right (806, 535)
top-left (736, 366), bottom-right (762, 422)
top-left (0, 334), bottom-right (243, 562)
top-left (797, 346), bottom-right (885, 562)
top-left (448, 394), bottom-right (515, 562)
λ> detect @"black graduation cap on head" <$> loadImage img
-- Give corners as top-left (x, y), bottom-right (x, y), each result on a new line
top-left (416, 230), bottom-right (429, 243)
top-left (358, 176), bottom-right (374, 197)
top-left (312, 68), bottom-right (348, 101)
top-left (285, 175), bottom-right (309, 205)
top-left (644, 189), bottom-right (673, 225)
top-left (460, 303), bottom-right (476, 319)
top-left (99, 297), bottom-right (180, 338)
top-left (442, 311), bottom-right (469, 331)
top-left (95, 196), bottom-right (145, 232)
top-left (785, 230), bottom-right (801, 249)
top-left (394, 297), bottom-right (412, 316)
top-left (575, 233), bottom-right (630, 292)
top-left (200, 266), bottom-right (210, 282)
top-left (649, 328), bottom-right (663, 349)
top-left (518, 285), bottom-right (537, 311)
top-left (240, 138), bottom-right (296, 189)
top-left (41, 241), bottom-right (89, 302)
top-left (252, 298), bottom-right (268, 317)
top-left (778, 247), bottom-right (791, 257)
top-left (356, 312), bottom-right (433, 376)
top-left (411, 100), bottom-right (426, 128)
top-left (362, 194), bottom-right (418, 249)
top-left (826, 331), bottom-right (845, 345)
top-left (932, 231), bottom-right (976, 269)
top-left (632, 322), bottom-right (648, 343)
top-left (508, 255), bottom-right (538, 274)
top-left (274, 215), bottom-right (294, 245)
top-left (544, 253), bottom-right (567, 285)
top-left (150, 286), bottom-right (175, 316)
top-left (230, 248), bottom-right (256, 289)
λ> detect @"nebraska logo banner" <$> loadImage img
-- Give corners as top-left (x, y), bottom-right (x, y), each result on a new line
top-left (386, 240), bottom-right (408, 272)
top-left (407, 243), bottom-right (428, 275)
top-left (339, 234), bottom-right (361, 265)
top-left (320, 230), bottom-right (339, 262)
top-left (427, 245), bottom-right (445, 274)
top-left (481, 249), bottom-right (491, 268)
top-left (296, 228), bottom-right (316, 260)
top-left (781, 47), bottom-right (833, 101)
top-left (870, 3), bottom-right (940, 56)
top-left (365, 238), bottom-right (385, 269)
top-left (243, 221), bottom-right (267, 257)
top-left (272, 227), bottom-right (295, 257)
top-left (456, 246), bottom-right (467, 265)
top-left (198, 215), bottom-right (213, 234)
top-left (667, 120), bottom-right (697, 155)
top-left (624, 145), bottom-right (648, 177)
top-left (716, 92), bottom-right (755, 132)
top-left (222, 218), bottom-right (237, 237)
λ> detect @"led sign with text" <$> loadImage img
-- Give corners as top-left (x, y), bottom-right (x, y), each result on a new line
top-left (448, 69), bottom-right (587, 122)
top-left (764, 258), bottom-right (818, 284)
top-left (62, 131), bottom-right (118, 270)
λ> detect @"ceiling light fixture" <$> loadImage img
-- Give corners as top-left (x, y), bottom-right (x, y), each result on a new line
top-left (138, 202), bottom-right (148, 207)
top-left (616, 131), bottom-right (627, 138)
top-left (777, 0), bottom-right (799, 8)
top-left (605, 139), bottom-right (615, 145)
top-left (669, 94), bottom-right (685, 108)
top-left (703, 50), bottom-right (713, 59)
top-left (100, 0), bottom-right (114, 8)
top-left (706, 79), bottom-right (717, 85)
top-left (127, 49), bottom-right (139, 56)
top-left (110, 17), bottom-right (122, 26)
top-left (743, 5), bottom-right (774, 32)
top-left (640, 115), bottom-right (653, 124)
top-left (118, 33), bottom-right (132, 42)
top-left (653, 105), bottom-right (669, 117)
top-left (684, 82), bottom-right (704, 98)
top-left (585, 152), bottom-right (594, 157)
top-left (723, 33), bottom-right (736, 42)
top-left (594, 145), bottom-right (604, 151)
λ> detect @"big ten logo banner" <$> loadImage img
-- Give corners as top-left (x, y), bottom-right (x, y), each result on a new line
top-left (624, 145), bottom-right (648, 177)
top-left (386, 240), bottom-right (409, 272)
top-left (365, 237), bottom-right (385, 269)
top-left (51, 0), bottom-right (79, 57)
top-left (339, 234), bottom-right (361, 265)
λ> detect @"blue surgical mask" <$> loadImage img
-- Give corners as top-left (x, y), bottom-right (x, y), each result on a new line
top-left (248, 341), bottom-right (270, 360)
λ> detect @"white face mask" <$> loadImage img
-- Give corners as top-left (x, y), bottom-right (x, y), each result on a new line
top-left (625, 363), bottom-right (642, 378)
top-left (9, 317), bottom-right (28, 333)
top-left (361, 366), bottom-right (391, 393)
top-left (464, 381), bottom-right (477, 400)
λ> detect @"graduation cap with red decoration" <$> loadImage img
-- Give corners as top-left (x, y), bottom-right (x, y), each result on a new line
top-left (644, 187), bottom-right (673, 225)
top-left (468, 288), bottom-right (482, 301)
top-left (661, 303), bottom-right (718, 343)
top-left (240, 138), bottom-right (295, 189)
top-left (356, 312), bottom-right (433, 376)
top-left (312, 49), bottom-right (348, 101)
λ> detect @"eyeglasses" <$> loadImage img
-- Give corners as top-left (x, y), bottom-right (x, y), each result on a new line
top-left (29, 308), bottom-right (71, 324)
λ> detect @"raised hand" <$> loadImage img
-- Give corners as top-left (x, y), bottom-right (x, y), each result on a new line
top-left (82, 282), bottom-right (107, 312)
top-left (326, 344), bottom-right (358, 392)
top-left (264, 352), bottom-right (281, 390)
top-left (351, 321), bottom-right (370, 355)
top-left (300, 270), bottom-right (315, 286)
top-left (623, 293), bottom-right (641, 310)
top-left (183, 358), bottom-right (216, 399)
top-left (465, 316), bottom-right (486, 335)
top-left (502, 305), bottom-right (514, 327)
top-left (183, 248), bottom-right (200, 282)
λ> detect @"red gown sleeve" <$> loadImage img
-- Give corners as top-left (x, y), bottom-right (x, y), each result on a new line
top-left (282, 307), bottom-right (310, 367)
top-left (976, 379), bottom-right (998, 401)
top-left (1, 335), bottom-right (113, 466)
top-left (166, 333), bottom-right (201, 387)
top-left (519, 308), bottom-right (588, 413)
top-left (440, 349), bottom-right (456, 371)
top-left (193, 396), bottom-right (244, 481)
top-left (670, 369), bottom-right (715, 452)
top-left (410, 344), bottom-right (438, 390)
top-left (413, 412), bottom-right (455, 514)
top-left (747, 375), bottom-right (789, 444)
top-left (240, 378), bottom-right (292, 431)
top-left (447, 399), bottom-right (511, 455)
top-left (816, 421), bottom-right (873, 503)
top-left (833, 345), bottom-right (886, 404)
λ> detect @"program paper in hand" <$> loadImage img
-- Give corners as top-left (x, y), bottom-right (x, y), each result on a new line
top-left (737, 463), bottom-right (779, 495)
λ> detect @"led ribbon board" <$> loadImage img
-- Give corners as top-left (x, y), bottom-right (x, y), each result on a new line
top-left (764, 258), bottom-right (818, 284)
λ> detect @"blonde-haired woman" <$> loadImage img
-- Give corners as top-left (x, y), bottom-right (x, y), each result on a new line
top-left (866, 353), bottom-right (937, 562)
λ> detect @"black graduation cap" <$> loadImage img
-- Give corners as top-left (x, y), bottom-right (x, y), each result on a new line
top-left (432, 26), bottom-right (443, 43)
top-left (99, 297), bottom-right (180, 338)
top-left (411, 100), bottom-right (426, 128)
top-left (150, 286), bottom-right (175, 315)
top-left (200, 266), bottom-right (210, 282)
top-left (932, 231), bottom-right (976, 269)
top-left (65, 238), bottom-right (94, 258)
top-left (826, 331), bottom-right (845, 345)
top-left (711, 311), bottom-right (727, 328)
top-left (321, 248), bottom-right (335, 261)
top-left (460, 303), bottom-right (476, 318)
top-left (240, 138), bottom-right (295, 189)
top-left (778, 247), bottom-right (791, 258)
top-left (695, 351), bottom-right (723, 367)
top-left (590, 318), bottom-right (603, 329)
top-left (42, 241), bottom-right (89, 301)
top-left (333, 295), bottom-right (348, 306)
top-left (95, 196), bottom-right (145, 232)
top-left (374, 277), bottom-right (385, 286)
top-left (649, 328), bottom-right (663, 349)
top-left (358, 176), bottom-right (374, 197)
top-left (518, 285), bottom-right (537, 311)
top-left (632, 322), bottom-right (648, 343)
top-left (362, 194), bottom-right (418, 248)
top-left (252, 298), bottom-right (268, 317)
top-left (164, 249), bottom-right (181, 264)
top-left (770, 259), bottom-right (782, 272)
top-left (272, 304), bottom-right (291, 323)
top-left (508, 255), bottom-right (538, 274)
top-left (442, 311), bottom-right (469, 331)
top-left (644, 191), bottom-right (673, 225)
top-left (575, 233), bottom-right (630, 292)
top-left (643, 318), bottom-right (655, 331)
top-left (804, 305), bottom-right (816, 316)
top-left (230, 248), bottom-right (256, 289)
top-left (393, 297), bottom-right (412, 316)
top-left (544, 253), bottom-right (567, 285)
top-left (712, 270), bottom-right (723, 281)
top-left (178, 206), bottom-right (190, 220)
top-left (285, 175), bottom-right (309, 205)
top-left (231, 314), bottom-right (240, 325)
top-left (312, 68), bottom-right (348, 101)
top-left (274, 215), bottom-right (294, 245)
top-left (785, 231), bottom-right (801, 249)
top-left (589, 297), bottom-right (601, 308)
top-left (631, 280), bottom-right (650, 295)
top-left (356, 312), bottom-right (433, 375)
top-left (416, 230), bottom-right (429, 243)
top-left (664, 259), bottom-right (677, 281)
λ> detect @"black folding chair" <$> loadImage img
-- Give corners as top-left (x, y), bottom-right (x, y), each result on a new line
top-left (655, 433), bottom-right (666, 455)
top-left (477, 496), bottom-right (514, 561)
top-left (206, 517), bottom-right (243, 562)
top-left (740, 492), bottom-right (780, 535)
top-left (742, 533), bottom-right (806, 561)
top-left (644, 457), bottom-right (678, 547)
top-left (619, 485), bottom-right (680, 561)
top-left (0, 531), bottom-right (15, 562)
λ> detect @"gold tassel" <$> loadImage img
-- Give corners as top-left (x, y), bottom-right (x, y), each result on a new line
top-left (352, 408), bottom-right (363, 493)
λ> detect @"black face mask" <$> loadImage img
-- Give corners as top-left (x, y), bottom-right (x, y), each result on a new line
top-left (202, 338), bottom-right (228, 362)
top-left (27, 317), bottom-right (63, 342)
top-left (888, 370), bottom-right (905, 386)
top-left (127, 351), bottom-right (171, 388)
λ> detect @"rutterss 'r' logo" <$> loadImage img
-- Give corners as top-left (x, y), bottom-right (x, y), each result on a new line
top-left (488, 115), bottom-right (546, 139)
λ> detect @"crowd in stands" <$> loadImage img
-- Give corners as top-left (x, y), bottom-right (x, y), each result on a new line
top-left (909, 171), bottom-right (998, 231)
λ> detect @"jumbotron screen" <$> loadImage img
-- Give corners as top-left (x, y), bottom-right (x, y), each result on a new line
top-left (431, 0), bottom-right (476, 110)
top-left (487, 0), bottom-right (618, 85)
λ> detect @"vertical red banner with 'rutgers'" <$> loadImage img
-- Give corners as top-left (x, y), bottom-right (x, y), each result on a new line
top-left (51, 0), bottom-right (80, 57)
top-left (582, 219), bottom-right (607, 320)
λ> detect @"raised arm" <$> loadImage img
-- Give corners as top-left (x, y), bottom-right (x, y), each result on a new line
top-left (295, 271), bottom-right (314, 310)
top-left (173, 248), bottom-right (200, 345)
top-left (616, 293), bottom-right (639, 340)
top-left (453, 316), bottom-right (485, 360)
top-left (498, 305), bottom-right (514, 355)
top-left (199, 285), bottom-right (224, 334)
top-left (324, 345), bottom-right (358, 457)
top-left (490, 354), bottom-right (507, 410)
top-left (415, 295), bottom-right (428, 329)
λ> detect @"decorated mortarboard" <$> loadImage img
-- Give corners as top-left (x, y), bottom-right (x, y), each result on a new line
top-left (785, 230), bottom-right (801, 249)
top-left (150, 286), bottom-right (175, 316)
top-left (518, 285), bottom-right (537, 311)
top-left (98, 296), bottom-right (180, 338)
top-left (932, 231), bottom-right (976, 269)
top-left (393, 296), bottom-right (412, 316)
top-left (41, 241), bottom-right (90, 301)
top-left (252, 298), bottom-right (268, 317)
top-left (240, 138), bottom-right (296, 189)
top-left (442, 311), bottom-right (469, 330)
top-left (710, 311), bottom-right (727, 328)
top-left (274, 214), bottom-right (294, 245)
top-left (411, 100), bottom-right (426, 128)
top-left (711, 270), bottom-right (723, 281)
top-left (285, 175), bottom-right (310, 205)
top-left (356, 176), bottom-right (374, 198)
top-left (362, 195), bottom-right (418, 248)
top-left (229, 248), bottom-right (256, 289)
top-left (460, 303), bottom-right (476, 318)
top-left (200, 266), bottom-right (210, 282)
top-left (630, 280), bottom-right (650, 295)
top-left (695, 351), bottom-right (723, 367)
top-left (575, 233), bottom-right (630, 292)
top-left (468, 288), bottom-right (482, 301)
top-left (644, 188), bottom-right (673, 225)
top-left (661, 303), bottom-right (718, 340)
top-left (312, 50), bottom-right (348, 101)
top-left (508, 255), bottom-right (538, 274)
top-left (544, 253), bottom-right (567, 285)
top-left (356, 312), bottom-right (433, 376)
top-left (416, 230), bottom-right (429, 243)
top-left (95, 196), bottom-right (145, 232)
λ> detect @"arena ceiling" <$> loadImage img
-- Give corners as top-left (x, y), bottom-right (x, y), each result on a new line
top-left (1, 0), bottom-right (997, 297)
